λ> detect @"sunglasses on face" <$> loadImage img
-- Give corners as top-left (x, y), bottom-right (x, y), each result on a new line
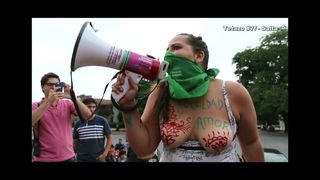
top-left (45, 82), bottom-right (58, 86)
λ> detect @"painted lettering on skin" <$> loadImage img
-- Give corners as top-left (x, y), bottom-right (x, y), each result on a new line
top-left (124, 116), bottom-right (135, 125)
top-left (202, 131), bottom-right (229, 151)
top-left (206, 99), bottom-right (224, 110)
top-left (161, 103), bottom-right (192, 145)
top-left (178, 98), bottom-right (224, 110)
top-left (196, 117), bottom-right (229, 130)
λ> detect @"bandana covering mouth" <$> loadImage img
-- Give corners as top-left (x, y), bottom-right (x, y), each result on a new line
top-left (164, 52), bottom-right (219, 99)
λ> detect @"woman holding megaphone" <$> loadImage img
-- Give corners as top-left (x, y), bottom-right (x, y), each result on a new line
top-left (112, 33), bottom-right (264, 162)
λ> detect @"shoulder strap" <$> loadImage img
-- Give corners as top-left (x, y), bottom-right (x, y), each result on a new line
top-left (222, 81), bottom-right (237, 141)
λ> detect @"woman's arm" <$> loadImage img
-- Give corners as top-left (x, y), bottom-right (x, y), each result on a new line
top-left (122, 85), bottom-right (162, 157)
top-left (118, 75), bottom-right (163, 157)
top-left (228, 81), bottom-right (264, 162)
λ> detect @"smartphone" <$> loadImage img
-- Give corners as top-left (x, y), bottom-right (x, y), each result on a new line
top-left (55, 82), bottom-right (65, 94)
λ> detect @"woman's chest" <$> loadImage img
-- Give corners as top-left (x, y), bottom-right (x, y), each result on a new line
top-left (160, 98), bottom-right (233, 153)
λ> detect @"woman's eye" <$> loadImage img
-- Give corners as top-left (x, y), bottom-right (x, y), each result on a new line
top-left (172, 46), bottom-right (181, 50)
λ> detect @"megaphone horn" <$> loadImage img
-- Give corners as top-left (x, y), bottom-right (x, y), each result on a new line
top-left (71, 21), bottom-right (168, 81)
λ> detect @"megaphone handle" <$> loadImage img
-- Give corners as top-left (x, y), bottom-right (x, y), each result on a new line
top-left (111, 71), bottom-right (142, 104)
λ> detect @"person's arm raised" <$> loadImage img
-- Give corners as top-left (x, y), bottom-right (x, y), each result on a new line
top-left (32, 89), bottom-right (58, 126)
top-left (63, 83), bottom-right (92, 120)
top-left (114, 73), bottom-right (161, 157)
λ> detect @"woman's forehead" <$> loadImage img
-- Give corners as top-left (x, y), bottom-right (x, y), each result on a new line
top-left (169, 35), bottom-right (188, 44)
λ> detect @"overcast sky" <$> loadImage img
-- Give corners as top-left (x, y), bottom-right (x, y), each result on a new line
top-left (32, 18), bottom-right (288, 102)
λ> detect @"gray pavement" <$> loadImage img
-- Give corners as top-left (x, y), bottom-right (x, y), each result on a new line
top-left (258, 130), bottom-right (288, 157)
top-left (236, 129), bottom-right (288, 157)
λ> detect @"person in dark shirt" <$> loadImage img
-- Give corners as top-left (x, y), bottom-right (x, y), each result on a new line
top-left (73, 97), bottom-right (113, 162)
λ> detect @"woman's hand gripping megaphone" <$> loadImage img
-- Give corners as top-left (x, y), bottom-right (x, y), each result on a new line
top-left (111, 70), bottom-right (142, 105)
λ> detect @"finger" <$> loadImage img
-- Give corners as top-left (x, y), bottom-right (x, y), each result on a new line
top-left (57, 93), bottom-right (64, 99)
top-left (48, 89), bottom-right (55, 96)
top-left (49, 89), bottom-right (55, 93)
top-left (127, 76), bottom-right (138, 91)
top-left (119, 72), bottom-right (126, 84)
top-left (111, 85), bottom-right (117, 93)
top-left (116, 74), bottom-right (121, 82)
top-left (113, 89), bottom-right (120, 94)
top-left (111, 84), bottom-right (123, 93)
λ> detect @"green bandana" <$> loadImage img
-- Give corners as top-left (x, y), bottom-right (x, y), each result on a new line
top-left (164, 52), bottom-right (219, 99)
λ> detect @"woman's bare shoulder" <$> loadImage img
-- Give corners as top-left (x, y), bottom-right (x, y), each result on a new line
top-left (222, 80), bottom-right (253, 109)
top-left (226, 81), bottom-right (254, 114)
top-left (225, 80), bottom-right (247, 94)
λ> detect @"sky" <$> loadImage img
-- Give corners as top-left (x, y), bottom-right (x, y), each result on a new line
top-left (32, 18), bottom-right (288, 102)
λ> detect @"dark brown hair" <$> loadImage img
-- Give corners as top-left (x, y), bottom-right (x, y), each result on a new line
top-left (40, 72), bottom-right (60, 86)
top-left (178, 33), bottom-right (209, 70)
top-left (82, 97), bottom-right (97, 105)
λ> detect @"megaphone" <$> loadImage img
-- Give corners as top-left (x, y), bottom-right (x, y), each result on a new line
top-left (71, 21), bottom-right (169, 103)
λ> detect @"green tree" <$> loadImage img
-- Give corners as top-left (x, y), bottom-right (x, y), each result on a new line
top-left (232, 27), bottom-right (288, 132)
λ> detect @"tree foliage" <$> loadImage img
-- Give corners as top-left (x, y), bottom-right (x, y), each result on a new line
top-left (232, 27), bottom-right (288, 131)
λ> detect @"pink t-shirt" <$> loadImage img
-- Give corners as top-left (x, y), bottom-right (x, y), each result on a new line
top-left (32, 98), bottom-right (76, 162)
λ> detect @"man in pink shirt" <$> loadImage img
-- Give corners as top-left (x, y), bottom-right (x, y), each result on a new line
top-left (32, 72), bottom-right (91, 162)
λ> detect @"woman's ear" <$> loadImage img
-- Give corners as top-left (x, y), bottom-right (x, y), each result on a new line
top-left (195, 51), bottom-right (205, 65)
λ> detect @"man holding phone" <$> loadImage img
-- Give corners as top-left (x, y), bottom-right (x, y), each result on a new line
top-left (32, 72), bottom-right (92, 162)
